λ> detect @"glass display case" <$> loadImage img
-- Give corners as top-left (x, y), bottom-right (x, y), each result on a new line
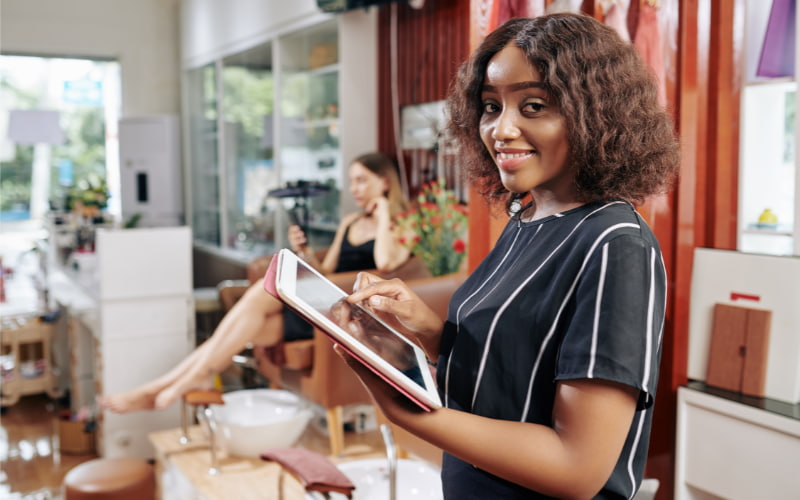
top-left (220, 41), bottom-right (277, 255)
top-left (278, 19), bottom-right (341, 246)
top-left (185, 18), bottom-right (344, 258)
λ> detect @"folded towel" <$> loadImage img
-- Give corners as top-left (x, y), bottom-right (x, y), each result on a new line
top-left (261, 448), bottom-right (355, 498)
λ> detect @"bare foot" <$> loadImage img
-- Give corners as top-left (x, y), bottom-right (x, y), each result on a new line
top-left (97, 388), bottom-right (158, 414)
top-left (153, 369), bottom-right (215, 410)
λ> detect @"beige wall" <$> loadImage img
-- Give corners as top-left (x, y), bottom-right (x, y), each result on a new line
top-left (0, 0), bottom-right (181, 116)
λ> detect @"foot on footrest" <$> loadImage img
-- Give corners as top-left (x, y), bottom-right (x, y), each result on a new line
top-left (183, 389), bottom-right (225, 406)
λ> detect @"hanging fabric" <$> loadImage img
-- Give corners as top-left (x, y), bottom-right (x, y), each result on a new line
top-left (633, 0), bottom-right (667, 106)
top-left (602, 0), bottom-right (631, 42)
top-left (545, 0), bottom-right (582, 15)
top-left (757, 0), bottom-right (796, 78)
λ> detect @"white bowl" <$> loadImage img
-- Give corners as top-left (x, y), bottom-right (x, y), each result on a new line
top-left (308, 458), bottom-right (443, 500)
top-left (210, 389), bottom-right (313, 457)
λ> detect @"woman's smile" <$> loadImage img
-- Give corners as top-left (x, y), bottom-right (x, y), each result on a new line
top-left (495, 148), bottom-right (536, 172)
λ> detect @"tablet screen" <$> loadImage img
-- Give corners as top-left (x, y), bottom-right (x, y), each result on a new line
top-left (274, 249), bottom-right (441, 409)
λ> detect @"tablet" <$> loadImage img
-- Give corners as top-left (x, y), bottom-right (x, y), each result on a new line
top-left (263, 248), bottom-right (442, 411)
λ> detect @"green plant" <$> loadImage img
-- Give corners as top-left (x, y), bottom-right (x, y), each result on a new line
top-left (396, 179), bottom-right (468, 277)
top-left (68, 174), bottom-right (109, 210)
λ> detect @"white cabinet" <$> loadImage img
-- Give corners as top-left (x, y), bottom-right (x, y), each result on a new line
top-left (675, 384), bottom-right (800, 500)
top-left (49, 226), bottom-right (194, 460)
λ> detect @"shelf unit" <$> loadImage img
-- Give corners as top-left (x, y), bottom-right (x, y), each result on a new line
top-left (0, 316), bottom-right (60, 406)
top-left (739, 0), bottom-right (800, 256)
top-left (181, 1), bottom-right (378, 265)
top-left (48, 226), bottom-right (194, 460)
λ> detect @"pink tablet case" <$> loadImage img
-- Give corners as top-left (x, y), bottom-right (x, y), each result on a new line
top-left (262, 253), bottom-right (280, 298)
top-left (261, 251), bottom-right (435, 412)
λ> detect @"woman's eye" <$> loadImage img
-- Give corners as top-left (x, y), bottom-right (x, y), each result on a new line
top-left (523, 101), bottom-right (546, 113)
top-left (481, 101), bottom-right (499, 113)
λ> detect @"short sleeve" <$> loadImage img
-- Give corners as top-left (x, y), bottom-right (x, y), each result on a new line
top-left (555, 234), bottom-right (665, 409)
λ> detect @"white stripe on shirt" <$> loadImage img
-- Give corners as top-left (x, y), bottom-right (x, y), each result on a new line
top-left (520, 221), bottom-right (640, 421)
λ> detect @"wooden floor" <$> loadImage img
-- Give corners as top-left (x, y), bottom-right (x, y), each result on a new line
top-left (0, 394), bottom-right (98, 499)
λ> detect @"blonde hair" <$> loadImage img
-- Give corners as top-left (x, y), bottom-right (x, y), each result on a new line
top-left (352, 152), bottom-right (408, 217)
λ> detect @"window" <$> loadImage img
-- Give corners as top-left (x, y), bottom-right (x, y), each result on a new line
top-left (0, 55), bottom-right (121, 225)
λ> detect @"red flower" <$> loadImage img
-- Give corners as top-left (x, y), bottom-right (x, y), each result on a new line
top-left (453, 238), bottom-right (466, 253)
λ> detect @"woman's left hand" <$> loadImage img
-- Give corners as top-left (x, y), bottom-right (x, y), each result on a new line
top-left (333, 343), bottom-right (426, 419)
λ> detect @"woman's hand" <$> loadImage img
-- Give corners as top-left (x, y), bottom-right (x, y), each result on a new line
top-left (334, 343), bottom-right (427, 421)
top-left (287, 224), bottom-right (308, 253)
top-left (347, 272), bottom-right (444, 361)
top-left (364, 196), bottom-right (391, 222)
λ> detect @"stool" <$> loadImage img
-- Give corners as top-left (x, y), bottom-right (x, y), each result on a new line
top-left (193, 287), bottom-right (222, 344)
top-left (63, 457), bottom-right (155, 500)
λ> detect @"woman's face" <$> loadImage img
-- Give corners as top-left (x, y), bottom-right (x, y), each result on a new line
top-left (348, 161), bottom-right (389, 210)
top-left (479, 45), bottom-right (574, 200)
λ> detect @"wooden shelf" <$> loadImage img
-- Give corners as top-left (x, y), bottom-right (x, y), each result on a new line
top-left (0, 317), bottom-right (61, 406)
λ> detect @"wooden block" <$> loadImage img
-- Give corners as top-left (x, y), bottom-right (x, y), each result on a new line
top-left (706, 303), bottom-right (772, 397)
top-left (706, 304), bottom-right (747, 393)
top-left (741, 307), bottom-right (771, 397)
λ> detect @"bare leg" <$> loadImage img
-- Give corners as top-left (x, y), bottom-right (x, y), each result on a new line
top-left (98, 281), bottom-right (285, 413)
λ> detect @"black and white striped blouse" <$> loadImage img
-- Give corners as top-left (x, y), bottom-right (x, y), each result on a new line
top-left (437, 200), bottom-right (666, 500)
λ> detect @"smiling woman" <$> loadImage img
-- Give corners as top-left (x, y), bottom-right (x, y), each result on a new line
top-left (342, 13), bottom-right (680, 500)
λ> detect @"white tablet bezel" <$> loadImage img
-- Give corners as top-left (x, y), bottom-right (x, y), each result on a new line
top-left (273, 248), bottom-right (442, 410)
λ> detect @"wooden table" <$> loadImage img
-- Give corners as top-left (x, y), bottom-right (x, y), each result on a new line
top-left (150, 424), bottom-right (386, 499)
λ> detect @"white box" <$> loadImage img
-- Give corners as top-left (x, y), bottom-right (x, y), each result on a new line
top-left (688, 248), bottom-right (800, 403)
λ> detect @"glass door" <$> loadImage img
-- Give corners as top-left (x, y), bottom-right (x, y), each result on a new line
top-left (220, 41), bottom-right (276, 255)
top-left (278, 19), bottom-right (341, 248)
top-left (186, 63), bottom-right (220, 246)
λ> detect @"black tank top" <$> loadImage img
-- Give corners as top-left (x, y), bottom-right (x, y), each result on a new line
top-left (335, 223), bottom-right (376, 272)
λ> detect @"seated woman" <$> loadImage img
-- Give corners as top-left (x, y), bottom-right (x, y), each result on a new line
top-left (98, 152), bottom-right (411, 413)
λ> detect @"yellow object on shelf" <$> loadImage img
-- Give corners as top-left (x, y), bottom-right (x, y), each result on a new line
top-left (757, 208), bottom-right (779, 226)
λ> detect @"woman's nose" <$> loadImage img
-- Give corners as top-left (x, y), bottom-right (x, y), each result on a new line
top-left (492, 109), bottom-right (520, 141)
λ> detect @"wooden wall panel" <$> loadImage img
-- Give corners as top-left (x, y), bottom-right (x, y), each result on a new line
top-left (376, 0), bottom-right (470, 194)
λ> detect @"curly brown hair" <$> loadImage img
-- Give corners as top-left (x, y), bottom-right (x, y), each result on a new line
top-left (446, 13), bottom-right (680, 210)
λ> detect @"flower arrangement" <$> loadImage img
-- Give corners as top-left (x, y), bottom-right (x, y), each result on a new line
top-left (67, 175), bottom-right (109, 220)
top-left (396, 179), bottom-right (468, 277)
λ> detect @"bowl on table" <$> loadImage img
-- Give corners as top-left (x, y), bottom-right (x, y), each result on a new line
top-left (210, 389), bottom-right (313, 458)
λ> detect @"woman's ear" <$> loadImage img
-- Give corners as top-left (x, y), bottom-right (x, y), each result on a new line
top-left (382, 177), bottom-right (391, 196)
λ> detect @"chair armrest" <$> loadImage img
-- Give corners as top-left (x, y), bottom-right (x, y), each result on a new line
top-left (405, 272), bottom-right (467, 321)
top-left (216, 279), bottom-right (252, 312)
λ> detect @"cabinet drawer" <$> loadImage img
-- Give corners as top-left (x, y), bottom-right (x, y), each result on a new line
top-left (100, 297), bottom-right (191, 339)
top-left (678, 388), bottom-right (800, 499)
